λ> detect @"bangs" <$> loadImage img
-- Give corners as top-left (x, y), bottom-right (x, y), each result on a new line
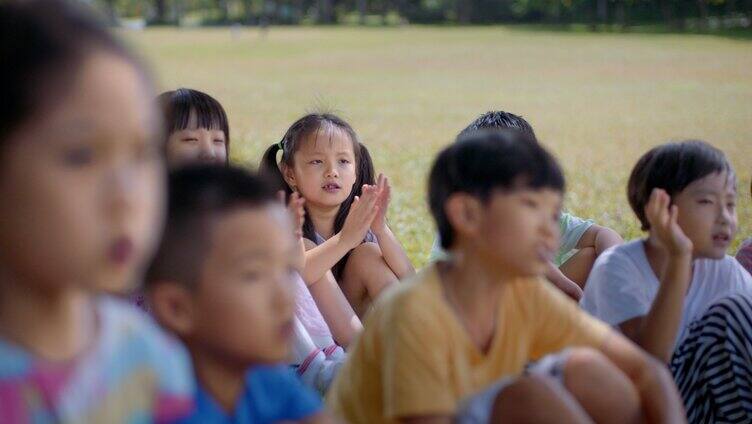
top-left (159, 88), bottom-right (229, 141)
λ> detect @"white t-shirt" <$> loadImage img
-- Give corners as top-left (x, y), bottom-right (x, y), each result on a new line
top-left (581, 239), bottom-right (752, 348)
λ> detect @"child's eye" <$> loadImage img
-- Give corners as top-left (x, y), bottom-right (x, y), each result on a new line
top-left (697, 199), bottom-right (713, 205)
top-left (339, 159), bottom-right (351, 164)
top-left (727, 202), bottom-right (736, 210)
top-left (62, 146), bottom-right (95, 167)
top-left (213, 139), bottom-right (224, 145)
top-left (181, 138), bottom-right (198, 143)
top-left (522, 198), bottom-right (539, 209)
top-left (309, 160), bottom-right (322, 165)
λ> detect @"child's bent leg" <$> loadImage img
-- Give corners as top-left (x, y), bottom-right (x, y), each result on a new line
top-left (560, 348), bottom-right (642, 424)
top-left (340, 242), bottom-right (398, 317)
top-left (559, 247), bottom-right (597, 288)
top-left (489, 376), bottom-right (593, 424)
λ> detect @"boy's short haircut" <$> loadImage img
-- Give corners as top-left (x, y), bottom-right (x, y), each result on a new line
top-left (146, 165), bottom-right (276, 289)
top-left (459, 110), bottom-right (536, 138)
top-left (429, 129), bottom-right (565, 250)
top-left (627, 140), bottom-right (733, 231)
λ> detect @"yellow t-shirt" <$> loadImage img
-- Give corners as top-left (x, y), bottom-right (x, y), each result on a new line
top-left (326, 264), bottom-right (611, 423)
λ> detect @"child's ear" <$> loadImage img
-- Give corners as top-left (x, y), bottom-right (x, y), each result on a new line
top-left (445, 193), bottom-right (483, 238)
top-left (282, 164), bottom-right (297, 190)
top-left (148, 282), bottom-right (196, 337)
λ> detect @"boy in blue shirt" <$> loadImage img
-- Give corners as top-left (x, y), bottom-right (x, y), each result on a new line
top-left (146, 165), bottom-right (334, 424)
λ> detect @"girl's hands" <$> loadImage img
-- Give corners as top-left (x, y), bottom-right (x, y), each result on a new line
top-left (280, 191), bottom-right (306, 240)
top-left (645, 188), bottom-right (693, 256)
top-left (340, 184), bottom-right (381, 249)
top-left (370, 174), bottom-right (391, 235)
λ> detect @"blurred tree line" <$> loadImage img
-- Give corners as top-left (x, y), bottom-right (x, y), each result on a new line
top-left (97, 0), bottom-right (752, 28)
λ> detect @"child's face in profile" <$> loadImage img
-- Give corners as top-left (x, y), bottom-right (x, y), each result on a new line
top-left (671, 171), bottom-right (737, 259)
top-left (476, 188), bottom-right (562, 278)
top-left (285, 127), bottom-right (357, 209)
top-left (166, 110), bottom-right (227, 168)
top-left (0, 52), bottom-right (164, 293)
top-left (188, 204), bottom-right (297, 364)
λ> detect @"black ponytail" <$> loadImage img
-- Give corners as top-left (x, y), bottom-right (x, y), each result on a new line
top-left (260, 141), bottom-right (290, 194)
top-left (259, 113), bottom-right (376, 281)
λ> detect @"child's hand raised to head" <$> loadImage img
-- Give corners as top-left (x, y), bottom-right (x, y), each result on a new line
top-left (340, 184), bottom-right (381, 249)
top-left (646, 188), bottom-right (693, 256)
top-left (281, 191), bottom-right (306, 240)
top-left (370, 174), bottom-right (391, 235)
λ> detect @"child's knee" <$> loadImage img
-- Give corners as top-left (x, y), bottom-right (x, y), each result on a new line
top-left (491, 376), bottom-right (590, 424)
top-left (347, 243), bottom-right (397, 287)
top-left (563, 348), bottom-right (641, 424)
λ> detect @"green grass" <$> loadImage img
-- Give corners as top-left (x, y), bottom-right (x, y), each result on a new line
top-left (124, 26), bottom-right (752, 268)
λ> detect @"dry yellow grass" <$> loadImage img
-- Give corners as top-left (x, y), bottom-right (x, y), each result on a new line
top-left (125, 26), bottom-right (752, 267)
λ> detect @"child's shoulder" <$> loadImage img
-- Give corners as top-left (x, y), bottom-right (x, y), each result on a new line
top-left (95, 295), bottom-right (194, 382)
top-left (241, 365), bottom-right (322, 419)
top-left (592, 239), bottom-right (646, 270)
top-left (696, 253), bottom-right (752, 281)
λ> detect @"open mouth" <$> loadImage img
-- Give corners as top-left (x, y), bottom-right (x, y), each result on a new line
top-left (322, 183), bottom-right (341, 193)
top-left (108, 236), bottom-right (134, 266)
top-left (712, 233), bottom-right (731, 245)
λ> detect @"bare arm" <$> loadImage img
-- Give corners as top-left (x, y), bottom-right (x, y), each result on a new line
top-left (370, 174), bottom-right (414, 279)
top-left (545, 262), bottom-right (583, 301)
top-left (620, 253), bottom-right (691, 363)
top-left (620, 189), bottom-right (693, 363)
top-left (301, 186), bottom-right (381, 284)
top-left (302, 234), bottom-right (359, 284)
top-left (303, 239), bottom-right (363, 348)
top-left (373, 225), bottom-right (415, 280)
top-left (576, 224), bottom-right (624, 255)
top-left (598, 331), bottom-right (686, 423)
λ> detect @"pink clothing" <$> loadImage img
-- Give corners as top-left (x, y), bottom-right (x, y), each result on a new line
top-left (290, 272), bottom-right (345, 394)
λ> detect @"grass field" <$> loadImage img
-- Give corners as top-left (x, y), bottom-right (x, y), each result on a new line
top-left (125, 26), bottom-right (752, 268)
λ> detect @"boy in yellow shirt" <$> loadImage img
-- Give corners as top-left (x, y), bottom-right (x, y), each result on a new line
top-left (327, 129), bottom-right (684, 423)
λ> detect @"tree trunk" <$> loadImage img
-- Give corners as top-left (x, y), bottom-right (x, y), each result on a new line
top-left (456, 0), bottom-right (472, 24)
top-left (217, 0), bottom-right (229, 22)
top-left (318, 0), bottom-right (334, 23)
top-left (154, 0), bottom-right (167, 23)
top-left (242, 0), bottom-right (253, 24)
top-left (358, 0), bottom-right (367, 24)
top-left (597, 0), bottom-right (607, 24)
top-left (615, 0), bottom-right (629, 30)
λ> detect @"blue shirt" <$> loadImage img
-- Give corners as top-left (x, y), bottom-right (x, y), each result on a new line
top-left (179, 365), bottom-right (323, 424)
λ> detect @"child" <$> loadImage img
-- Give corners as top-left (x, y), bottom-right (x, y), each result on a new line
top-left (158, 88), bottom-right (230, 167)
top-left (736, 179), bottom-right (752, 274)
top-left (0, 1), bottom-right (194, 421)
top-left (327, 129), bottom-right (684, 423)
top-left (146, 165), bottom-right (333, 423)
top-left (581, 140), bottom-right (752, 362)
top-left (152, 97), bottom-right (346, 393)
top-left (429, 111), bottom-right (623, 298)
top-left (261, 113), bottom-right (415, 320)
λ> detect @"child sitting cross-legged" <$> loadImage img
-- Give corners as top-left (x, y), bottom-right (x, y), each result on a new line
top-left (146, 165), bottom-right (336, 423)
top-left (326, 129), bottom-right (685, 424)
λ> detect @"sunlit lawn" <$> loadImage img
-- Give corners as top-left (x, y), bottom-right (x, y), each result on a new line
top-left (126, 26), bottom-right (752, 267)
